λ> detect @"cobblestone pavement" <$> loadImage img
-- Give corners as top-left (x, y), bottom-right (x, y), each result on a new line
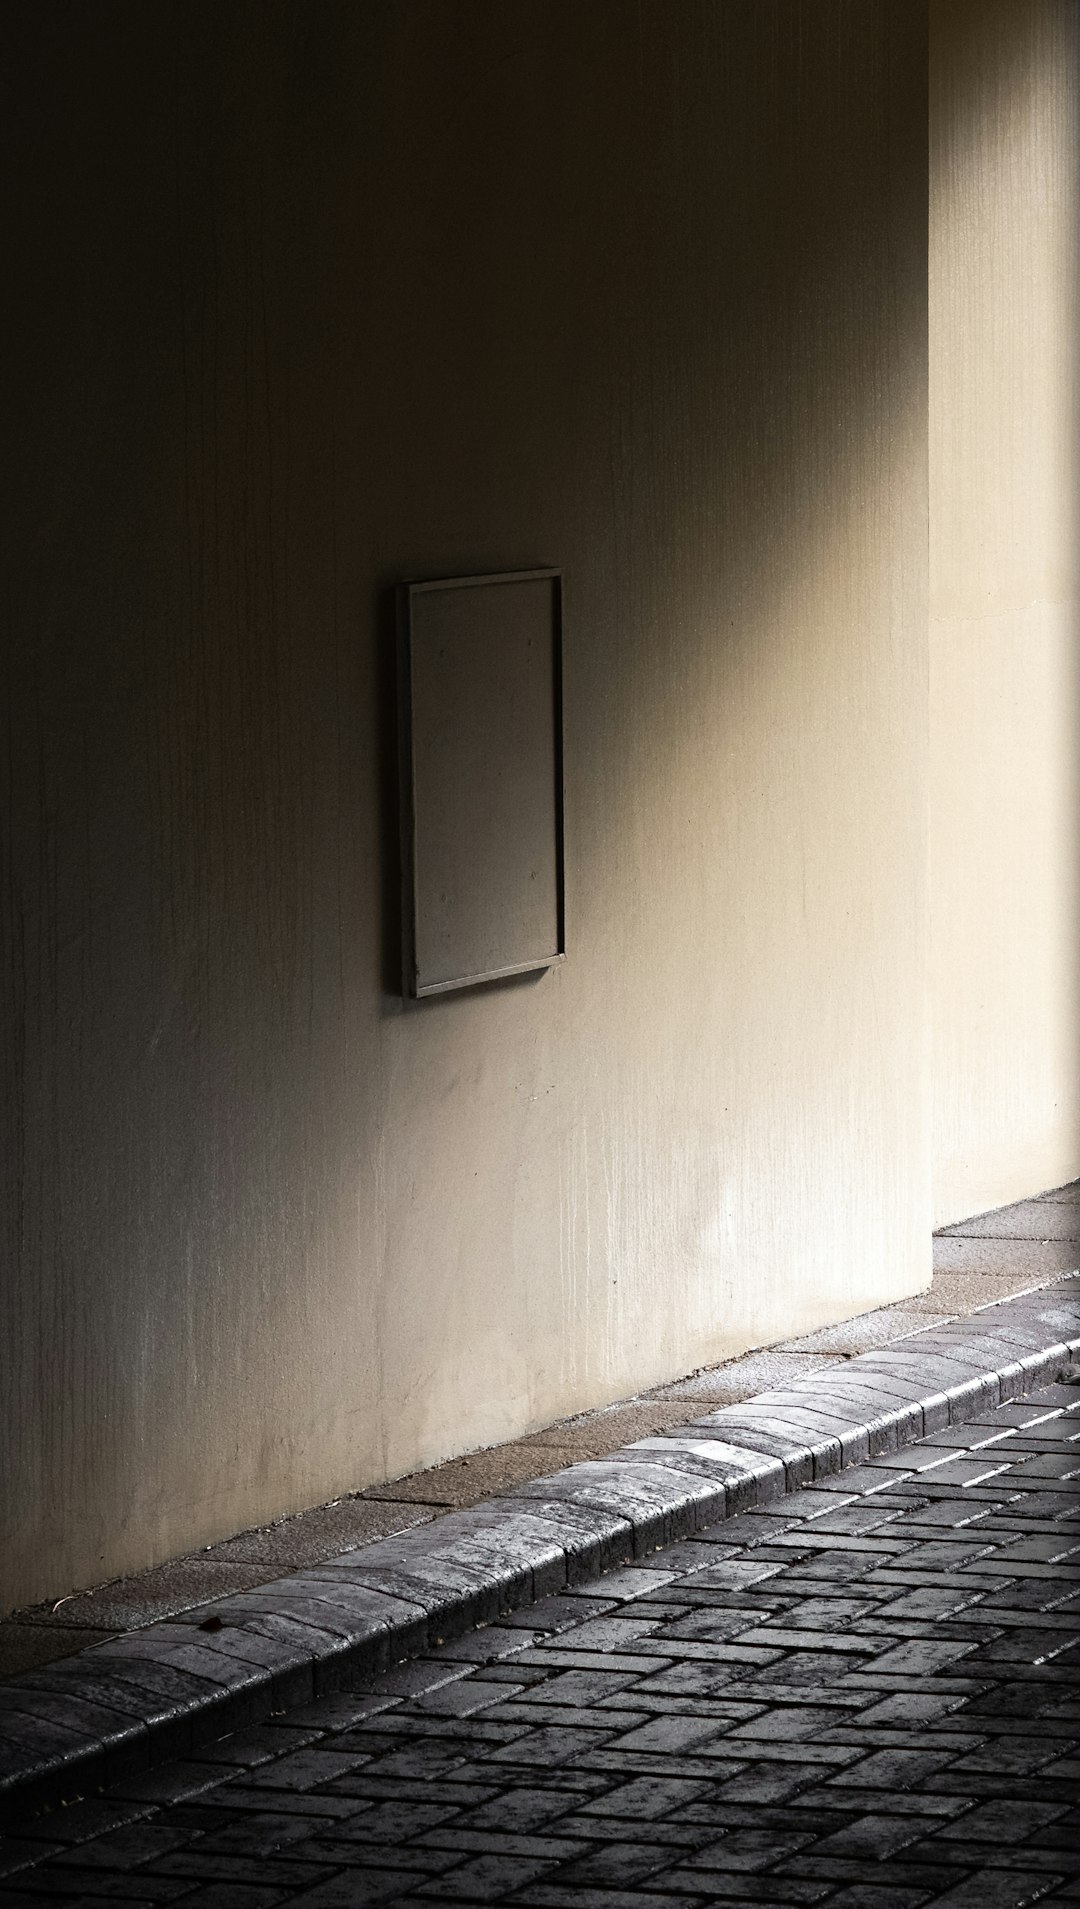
top-left (2, 1385), bottom-right (1078, 1907)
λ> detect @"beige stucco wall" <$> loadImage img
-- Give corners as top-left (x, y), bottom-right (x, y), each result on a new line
top-left (1, 1), bottom-right (929, 1612)
top-left (930, 0), bottom-right (1080, 1227)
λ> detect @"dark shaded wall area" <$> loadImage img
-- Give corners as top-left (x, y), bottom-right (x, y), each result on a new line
top-left (1, 2), bottom-right (928, 1609)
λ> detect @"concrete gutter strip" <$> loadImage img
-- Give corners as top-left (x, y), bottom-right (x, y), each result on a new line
top-left (1, 1275), bottom-right (1077, 1823)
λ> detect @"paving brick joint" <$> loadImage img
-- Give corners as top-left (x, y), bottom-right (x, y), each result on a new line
top-left (1, 1374), bottom-right (1078, 1904)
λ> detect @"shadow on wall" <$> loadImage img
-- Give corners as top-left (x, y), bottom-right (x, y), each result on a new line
top-left (2, 0), bottom-right (934, 1609)
top-left (365, 5), bottom-right (928, 1015)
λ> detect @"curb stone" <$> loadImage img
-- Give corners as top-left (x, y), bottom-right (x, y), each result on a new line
top-left (1, 1274), bottom-right (1077, 1823)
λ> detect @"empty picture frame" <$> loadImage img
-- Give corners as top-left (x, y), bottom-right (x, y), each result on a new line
top-left (398, 568), bottom-right (565, 998)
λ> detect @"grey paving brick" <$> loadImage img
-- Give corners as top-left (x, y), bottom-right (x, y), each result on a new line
top-left (158, 1887), bottom-right (288, 1909)
top-left (61, 1820), bottom-right (195, 1868)
top-left (602, 1712), bottom-right (738, 1753)
top-left (578, 1772), bottom-right (713, 1817)
top-left (878, 1539), bottom-right (1000, 1571)
top-left (0, 1841), bottom-right (66, 1880)
top-left (860, 1637), bottom-right (980, 1675)
top-left (991, 1533), bottom-right (1080, 1562)
top-left (550, 1811), bottom-right (716, 1852)
top-left (197, 1783), bottom-right (365, 1820)
top-left (107, 1758), bottom-right (233, 1803)
top-left (959, 1683), bottom-right (1074, 1722)
top-left (460, 1787), bottom-right (577, 1831)
top-left (482, 1721), bottom-right (620, 1764)
top-left (6, 1366), bottom-right (1080, 1903)
top-left (294, 1838), bottom-right (463, 1875)
top-left (1041, 1751), bottom-right (1080, 1781)
top-left (366, 1660), bottom-right (474, 1699)
top-left (708, 1762), bottom-right (813, 1802)
top-left (723, 1703), bottom-right (841, 1741)
top-left (732, 1650), bottom-right (871, 1688)
top-left (323, 1740), bottom-right (468, 1781)
top-left (826, 1746), bottom-right (960, 1788)
top-left (196, 1722), bottom-right (331, 1767)
top-left (821, 1891), bottom-right (937, 1909)
top-left (283, 1871), bottom-right (431, 1904)
top-left (716, 1736), bottom-right (867, 1768)
top-left (656, 1882), bottom-right (832, 1905)
top-left (547, 1839), bottom-right (679, 1886)
top-left (242, 1746), bottom-right (375, 1790)
top-left (885, 1495), bottom-right (1005, 1530)
top-left (626, 1661), bottom-right (745, 1700)
top-left (776, 1550), bottom-right (887, 1584)
top-left (314, 1797), bottom-right (462, 1843)
top-left (562, 1565), bottom-right (678, 1600)
top-left (480, 1699), bottom-right (649, 1731)
top-left (791, 1782), bottom-right (968, 1819)
top-left (793, 1857), bottom-right (975, 1891)
top-left (824, 1687), bottom-right (969, 1733)
top-left (175, 1812), bottom-right (330, 1859)
top-left (518, 1889), bottom-right (713, 1909)
top-left (522, 1669), bottom-right (647, 1708)
top-left (732, 1625), bottom-right (879, 1654)
top-left (411, 1826), bottom-right (585, 1862)
top-left (811, 1812), bottom-right (932, 1858)
top-left (0, 1864), bottom-right (192, 1899)
top-left (492, 1594), bottom-right (616, 1635)
top-left (511, 1646), bottom-right (672, 1675)
top-left (675, 1823), bottom-right (818, 1871)
top-left (872, 1585), bottom-right (988, 1622)
top-left (414, 1849), bottom-right (563, 1896)
top-left (980, 1415), bottom-right (1079, 1442)
top-left (539, 1611), bottom-right (664, 1651)
top-left (411, 1677), bottom-right (519, 1716)
top-left (644, 1606), bottom-right (764, 1645)
top-left (930, 1797), bottom-right (1070, 1841)
top-left (922, 1844), bottom-right (1073, 1878)
top-left (923, 1876), bottom-right (1066, 1907)
top-left (966, 1629), bottom-right (1078, 1665)
top-left (11, 1795), bottom-right (157, 1848)
top-left (1005, 1450), bottom-right (1080, 1479)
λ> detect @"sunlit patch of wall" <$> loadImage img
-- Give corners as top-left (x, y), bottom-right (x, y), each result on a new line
top-left (930, 0), bottom-right (1080, 1225)
top-left (0, 0), bottom-right (928, 1609)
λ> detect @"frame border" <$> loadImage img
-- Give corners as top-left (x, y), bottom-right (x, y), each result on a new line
top-left (397, 567), bottom-right (565, 999)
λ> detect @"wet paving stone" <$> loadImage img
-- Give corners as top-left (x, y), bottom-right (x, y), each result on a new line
top-left (1, 1386), bottom-right (1078, 1904)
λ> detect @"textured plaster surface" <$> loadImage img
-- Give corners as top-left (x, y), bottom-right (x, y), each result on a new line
top-left (2, 1), bottom-right (929, 1611)
top-left (930, 0), bottom-right (1080, 1225)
